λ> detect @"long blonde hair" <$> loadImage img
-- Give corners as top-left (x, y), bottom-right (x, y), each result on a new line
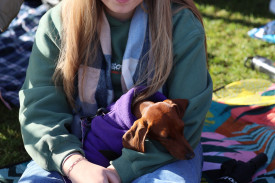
top-left (54, 0), bottom-right (205, 107)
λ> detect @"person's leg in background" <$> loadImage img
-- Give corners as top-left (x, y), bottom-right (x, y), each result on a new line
top-left (270, 0), bottom-right (275, 14)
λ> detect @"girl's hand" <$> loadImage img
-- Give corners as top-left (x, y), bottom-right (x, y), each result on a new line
top-left (63, 154), bottom-right (121, 183)
top-left (107, 165), bottom-right (121, 182)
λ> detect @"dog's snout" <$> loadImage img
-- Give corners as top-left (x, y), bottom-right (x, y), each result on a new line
top-left (185, 152), bottom-right (195, 160)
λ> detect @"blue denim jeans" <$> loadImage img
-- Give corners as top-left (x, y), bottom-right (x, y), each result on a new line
top-left (18, 160), bottom-right (64, 183)
top-left (19, 143), bottom-right (203, 183)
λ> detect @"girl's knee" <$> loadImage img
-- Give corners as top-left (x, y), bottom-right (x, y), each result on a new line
top-left (19, 161), bottom-right (63, 183)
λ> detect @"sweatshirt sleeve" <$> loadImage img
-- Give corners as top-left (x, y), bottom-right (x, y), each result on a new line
top-left (111, 9), bottom-right (213, 183)
top-left (19, 4), bottom-right (84, 174)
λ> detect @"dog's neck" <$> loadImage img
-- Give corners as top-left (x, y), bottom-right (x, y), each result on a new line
top-left (132, 101), bottom-right (143, 119)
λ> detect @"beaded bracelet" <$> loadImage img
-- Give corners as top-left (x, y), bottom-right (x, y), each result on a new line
top-left (67, 157), bottom-right (86, 180)
top-left (62, 152), bottom-right (82, 169)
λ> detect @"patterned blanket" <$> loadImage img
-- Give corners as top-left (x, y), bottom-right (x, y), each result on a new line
top-left (201, 79), bottom-right (275, 183)
top-left (0, 3), bottom-right (46, 109)
top-left (0, 161), bottom-right (29, 183)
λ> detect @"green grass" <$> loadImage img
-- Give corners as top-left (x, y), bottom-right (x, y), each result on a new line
top-left (1, 0), bottom-right (275, 168)
top-left (0, 103), bottom-right (30, 168)
top-left (196, 0), bottom-right (275, 89)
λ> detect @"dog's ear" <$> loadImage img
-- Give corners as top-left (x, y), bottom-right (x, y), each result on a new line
top-left (122, 118), bottom-right (149, 153)
top-left (133, 101), bottom-right (154, 119)
top-left (165, 99), bottom-right (189, 118)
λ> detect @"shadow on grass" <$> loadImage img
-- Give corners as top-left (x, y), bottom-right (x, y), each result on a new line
top-left (195, 0), bottom-right (274, 19)
top-left (201, 13), bottom-right (265, 28)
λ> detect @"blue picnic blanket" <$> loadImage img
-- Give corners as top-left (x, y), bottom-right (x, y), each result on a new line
top-left (0, 3), bottom-right (47, 108)
top-left (248, 20), bottom-right (275, 44)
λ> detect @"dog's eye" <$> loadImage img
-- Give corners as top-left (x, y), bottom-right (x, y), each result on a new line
top-left (160, 131), bottom-right (168, 138)
top-left (159, 131), bottom-right (172, 140)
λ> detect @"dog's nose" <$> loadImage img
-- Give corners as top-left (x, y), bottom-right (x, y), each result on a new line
top-left (185, 152), bottom-right (195, 160)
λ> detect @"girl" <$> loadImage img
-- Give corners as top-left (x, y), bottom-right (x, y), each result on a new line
top-left (19, 0), bottom-right (212, 182)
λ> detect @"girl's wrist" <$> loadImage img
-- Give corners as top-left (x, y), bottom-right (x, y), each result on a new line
top-left (67, 156), bottom-right (86, 179)
top-left (62, 153), bottom-right (85, 176)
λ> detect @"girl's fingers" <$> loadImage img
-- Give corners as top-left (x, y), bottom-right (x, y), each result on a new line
top-left (106, 170), bottom-right (121, 183)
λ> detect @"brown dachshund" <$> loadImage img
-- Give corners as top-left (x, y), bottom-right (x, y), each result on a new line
top-left (122, 99), bottom-right (195, 160)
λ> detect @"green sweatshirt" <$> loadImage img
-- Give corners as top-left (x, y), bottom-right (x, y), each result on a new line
top-left (19, 3), bottom-right (213, 183)
top-left (106, 12), bottom-right (131, 100)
